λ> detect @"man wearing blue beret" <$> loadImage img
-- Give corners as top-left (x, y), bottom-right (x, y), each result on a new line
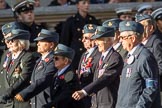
top-left (116, 21), bottom-right (161, 108)
top-left (42, 44), bottom-right (84, 108)
top-left (15, 29), bottom-right (58, 108)
top-left (102, 18), bottom-right (128, 59)
top-left (72, 26), bottom-right (124, 108)
top-left (77, 24), bottom-right (101, 108)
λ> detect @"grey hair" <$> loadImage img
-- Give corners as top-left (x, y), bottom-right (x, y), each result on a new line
top-left (18, 39), bottom-right (30, 50)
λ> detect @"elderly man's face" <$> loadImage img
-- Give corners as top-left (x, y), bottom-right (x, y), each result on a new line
top-left (37, 41), bottom-right (54, 55)
top-left (54, 56), bottom-right (67, 70)
top-left (120, 31), bottom-right (135, 51)
top-left (95, 37), bottom-right (113, 52)
top-left (82, 33), bottom-right (95, 50)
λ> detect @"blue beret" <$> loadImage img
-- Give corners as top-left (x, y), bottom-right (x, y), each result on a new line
top-left (54, 44), bottom-right (75, 60)
top-left (137, 4), bottom-right (153, 13)
top-left (151, 8), bottom-right (162, 20)
top-left (6, 29), bottom-right (30, 40)
top-left (91, 26), bottom-right (115, 39)
top-left (83, 24), bottom-right (97, 34)
top-left (135, 14), bottom-right (154, 22)
top-left (34, 29), bottom-right (59, 43)
top-left (119, 21), bottom-right (144, 34)
top-left (13, 0), bottom-right (34, 13)
top-left (102, 18), bottom-right (122, 30)
top-left (1, 22), bottom-right (20, 35)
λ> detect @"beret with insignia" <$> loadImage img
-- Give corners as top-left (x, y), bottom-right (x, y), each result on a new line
top-left (135, 14), bottom-right (154, 22)
top-left (91, 26), bottom-right (115, 39)
top-left (54, 44), bottom-right (75, 60)
top-left (83, 24), bottom-right (97, 34)
top-left (1, 22), bottom-right (20, 36)
top-left (102, 18), bottom-right (122, 31)
top-left (34, 29), bottom-right (59, 43)
top-left (6, 29), bottom-right (30, 40)
top-left (119, 21), bottom-right (144, 34)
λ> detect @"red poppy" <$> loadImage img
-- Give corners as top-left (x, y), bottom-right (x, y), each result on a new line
top-left (59, 75), bottom-right (64, 80)
top-left (44, 58), bottom-right (50, 62)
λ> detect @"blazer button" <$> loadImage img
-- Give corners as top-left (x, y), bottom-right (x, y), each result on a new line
top-left (80, 48), bottom-right (83, 51)
top-left (30, 102), bottom-right (32, 104)
top-left (1, 71), bottom-right (3, 74)
top-left (78, 38), bottom-right (82, 41)
top-left (30, 81), bottom-right (32, 84)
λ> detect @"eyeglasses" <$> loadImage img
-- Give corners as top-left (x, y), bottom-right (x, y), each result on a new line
top-left (82, 36), bottom-right (91, 40)
top-left (54, 56), bottom-right (64, 61)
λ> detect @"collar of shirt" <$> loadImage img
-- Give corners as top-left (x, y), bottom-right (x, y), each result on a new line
top-left (101, 46), bottom-right (112, 60)
top-left (12, 51), bottom-right (22, 59)
top-left (128, 44), bottom-right (140, 55)
top-left (86, 46), bottom-right (96, 59)
top-left (41, 51), bottom-right (51, 60)
top-left (58, 64), bottom-right (70, 76)
top-left (142, 39), bottom-right (148, 45)
top-left (113, 42), bottom-right (121, 50)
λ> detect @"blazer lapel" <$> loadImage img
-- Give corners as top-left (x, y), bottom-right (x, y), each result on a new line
top-left (100, 48), bottom-right (114, 69)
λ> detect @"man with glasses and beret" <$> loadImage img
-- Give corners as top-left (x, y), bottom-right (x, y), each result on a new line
top-left (42, 44), bottom-right (84, 108)
top-left (72, 26), bottom-right (124, 108)
top-left (15, 29), bottom-right (58, 108)
top-left (77, 24), bottom-right (101, 108)
top-left (12, 0), bottom-right (45, 53)
top-left (116, 21), bottom-right (161, 108)
top-left (102, 18), bottom-right (128, 60)
top-left (0, 29), bottom-right (36, 108)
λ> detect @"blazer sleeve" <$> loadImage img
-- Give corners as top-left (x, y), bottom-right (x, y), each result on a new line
top-left (154, 40), bottom-right (162, 75)
top-left (5, 53), bottom-right (35, 97)
top-left (136, 55), bottom-right (159, 108)
top-left (83, 53), bottom-right (123, 95)
top-left (19, 61), bottom-right (57, 101)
